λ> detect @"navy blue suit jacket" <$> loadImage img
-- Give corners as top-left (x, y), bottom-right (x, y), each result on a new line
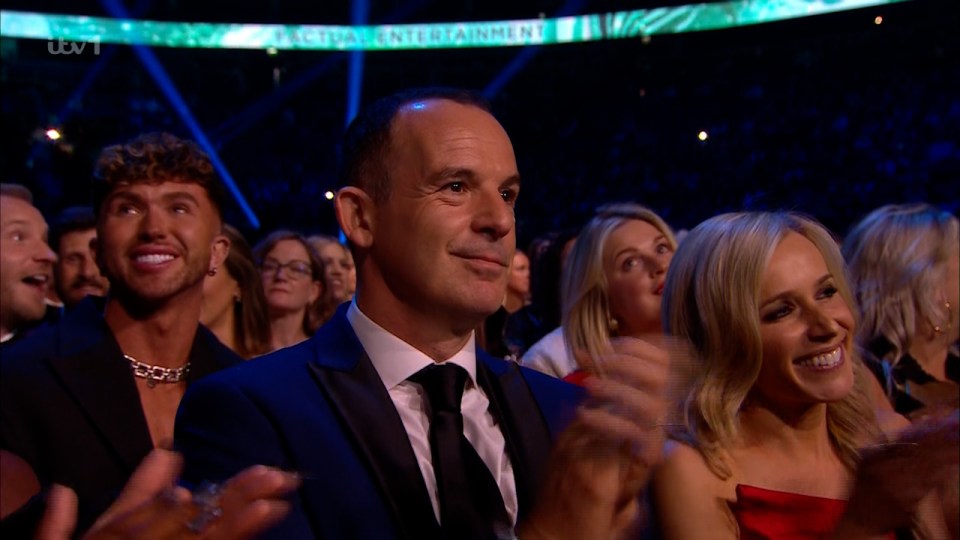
top-left (175, 307), bottom-right (582, 539)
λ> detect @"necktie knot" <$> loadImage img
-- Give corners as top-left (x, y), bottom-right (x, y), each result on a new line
top-left (411, 363), bottom-right (468, 414)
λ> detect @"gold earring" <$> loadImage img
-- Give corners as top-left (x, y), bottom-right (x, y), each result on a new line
top-left (933, 300), bottom-right (952, 335)
top-left (609, 317), bottom-right (620, 334)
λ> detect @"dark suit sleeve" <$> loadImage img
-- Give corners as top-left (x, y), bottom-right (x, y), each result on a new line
top-left (174, 378), bottom-right (315, 539)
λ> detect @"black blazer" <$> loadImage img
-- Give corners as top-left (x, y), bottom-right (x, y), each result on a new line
top-left (0, 297), bottom-right (242, 535)
top-left (175, 305), bottom-right (583, 539)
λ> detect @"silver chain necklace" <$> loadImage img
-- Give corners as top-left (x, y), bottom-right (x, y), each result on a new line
top-left (124, 354), bottom-right (191, 388)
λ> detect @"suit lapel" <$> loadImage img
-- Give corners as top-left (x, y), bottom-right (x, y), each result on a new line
top-left (306, 309), bottom-right (440, 540)
top-left (476, 356), bottom-right (553, 525)
top-left (48, 300), bottom-right (153, 474)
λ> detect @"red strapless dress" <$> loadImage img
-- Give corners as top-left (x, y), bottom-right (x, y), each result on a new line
top-left (730, 484), bottom-right (894, 540)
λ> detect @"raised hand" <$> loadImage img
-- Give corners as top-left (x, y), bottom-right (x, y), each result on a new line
top-left (522, 336), bottom-right (690, 540)
top-left (834, 410), bottom-right (960, 539)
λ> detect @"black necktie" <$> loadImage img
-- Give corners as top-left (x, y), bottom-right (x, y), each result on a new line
top-left (411, 363), bottom-right (509, 539)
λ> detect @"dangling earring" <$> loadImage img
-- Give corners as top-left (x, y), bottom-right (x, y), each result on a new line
top-left (207, 267), bottom-right (217, 277)
top-left (608, 316), bottom-right (620, 335)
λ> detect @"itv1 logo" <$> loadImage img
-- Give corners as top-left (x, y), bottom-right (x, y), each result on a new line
top-left (47, 36), bottom-right (101, 55)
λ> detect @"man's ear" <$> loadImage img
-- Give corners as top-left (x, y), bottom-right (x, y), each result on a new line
top-left (209, 233), bottom-right (231, 272)
top-left (335, 187), bottom-right (375, 249)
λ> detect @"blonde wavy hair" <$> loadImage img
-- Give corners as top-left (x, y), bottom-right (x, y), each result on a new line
top-left (842, 203), bottom-right (959, 364)
top-left (662, 212), bottom-right (879, 478)
top-left (562, 203), bottom-right (677, 366)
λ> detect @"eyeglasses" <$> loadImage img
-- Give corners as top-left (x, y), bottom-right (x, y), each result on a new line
top-left (260, 259), bottom-right (313, 279)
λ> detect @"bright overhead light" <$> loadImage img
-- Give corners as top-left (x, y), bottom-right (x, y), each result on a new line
top-left (45, 128), bottom-right (62, 141)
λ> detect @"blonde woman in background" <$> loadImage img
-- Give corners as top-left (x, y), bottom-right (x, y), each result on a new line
top-left (843, 203), bottom-right (959, 419)
top-left (651, 212), bottom-right (956, 539)
top-left (307, 235), bottom-right (356, 328)
top-left (522, 203), bottom-right (677, 383)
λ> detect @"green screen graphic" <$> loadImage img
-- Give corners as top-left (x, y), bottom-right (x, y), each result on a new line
top-left (1, 0), bottom-right (906, 51)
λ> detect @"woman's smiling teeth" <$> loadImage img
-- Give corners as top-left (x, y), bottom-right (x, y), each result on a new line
top-left (795, 347), bottom-right (843, 370)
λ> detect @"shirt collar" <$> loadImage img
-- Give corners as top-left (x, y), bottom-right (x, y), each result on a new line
top-left (346, 300), bottom-right (477, 390)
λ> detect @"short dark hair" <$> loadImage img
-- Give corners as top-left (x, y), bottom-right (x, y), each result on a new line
top-left (49, 206), bottom-right (97, 254)
top-left (0, 183), bottom-right (34, 204)
top-left (340, 87), bottom-right (490, 203)
top-left (92, 132), bottom-right (227, 219)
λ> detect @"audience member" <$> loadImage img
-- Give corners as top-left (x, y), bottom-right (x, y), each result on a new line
top-left (201, 224), bottom-right (272, 359)
top-left (308, 234), bottom-right (356, 304)
top-left (478, 248), bottom-right (531, 360)
top-left (504, 229), bottom-right (578, 357)
top-left (651, 211), bottom-right (957, 539)
top-left (0, 133), bottom-right (285, 535)
top-left (843, 203), bottom-right (959, 418)
top-left (504, 249), bottom-right (530, 314)
top-left (524, 203), bottom-right (677, 383)
top-left (254, 230), bottom-right (324, 351)
top-left (50, 206), bottom-right (110, 309)
top-left (175, 88), bottom-right (668, 539)
top-left (0, 183), bottom-right (57, 345)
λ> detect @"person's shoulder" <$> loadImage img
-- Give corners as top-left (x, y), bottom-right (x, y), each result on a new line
top-left (525, 327), bottom-right (564, 353)
top-left (0, 322), bottom-right (59, 372)
top-left (483, 351), bottom-right (575, 388)
top-left (652, 440), bottom-right (738, 539)
top-left (518, 360), bottom-right (576, 392)
top-left (480, 353), bottom-right (584, 407)
top-left (195, 325), bottom-right (244, 369)
top-left (197, 339), bottom-right (316, 389)
top-left (659, 440), bottom-right (712, 473)
top-left (520, 327), bottom-right (566, 370)
top-left (655, 439), bottom-right (731, 495)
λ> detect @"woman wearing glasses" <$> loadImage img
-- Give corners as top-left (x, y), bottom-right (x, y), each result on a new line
top-left (253, 230), bottom-right (324, 352)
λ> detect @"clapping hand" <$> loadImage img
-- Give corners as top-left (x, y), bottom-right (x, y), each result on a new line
top-left (36, 449), bottom-right (300, 540)
top-left (522, 336), bottom-right (692, 540)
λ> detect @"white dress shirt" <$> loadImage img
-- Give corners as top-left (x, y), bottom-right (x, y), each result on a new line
top-left (347, 301), bottom-right (518, 526)
top-left (521, 327), bottom-right (577, 379)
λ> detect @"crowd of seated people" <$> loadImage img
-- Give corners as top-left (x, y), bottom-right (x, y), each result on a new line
top-left (0, 88), bottom-right (957, 539)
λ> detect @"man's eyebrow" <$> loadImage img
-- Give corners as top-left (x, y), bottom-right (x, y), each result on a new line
top-left (1, 219), bottom-right (30, 229)
top-left (162, 191), bottom-right (201, 205)
top-left (500, 175), bottom-right (521, 189)
top-left (434, 167), bottom-right (477, 181)
top-left (105, 191), bottom-right (145, 205)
